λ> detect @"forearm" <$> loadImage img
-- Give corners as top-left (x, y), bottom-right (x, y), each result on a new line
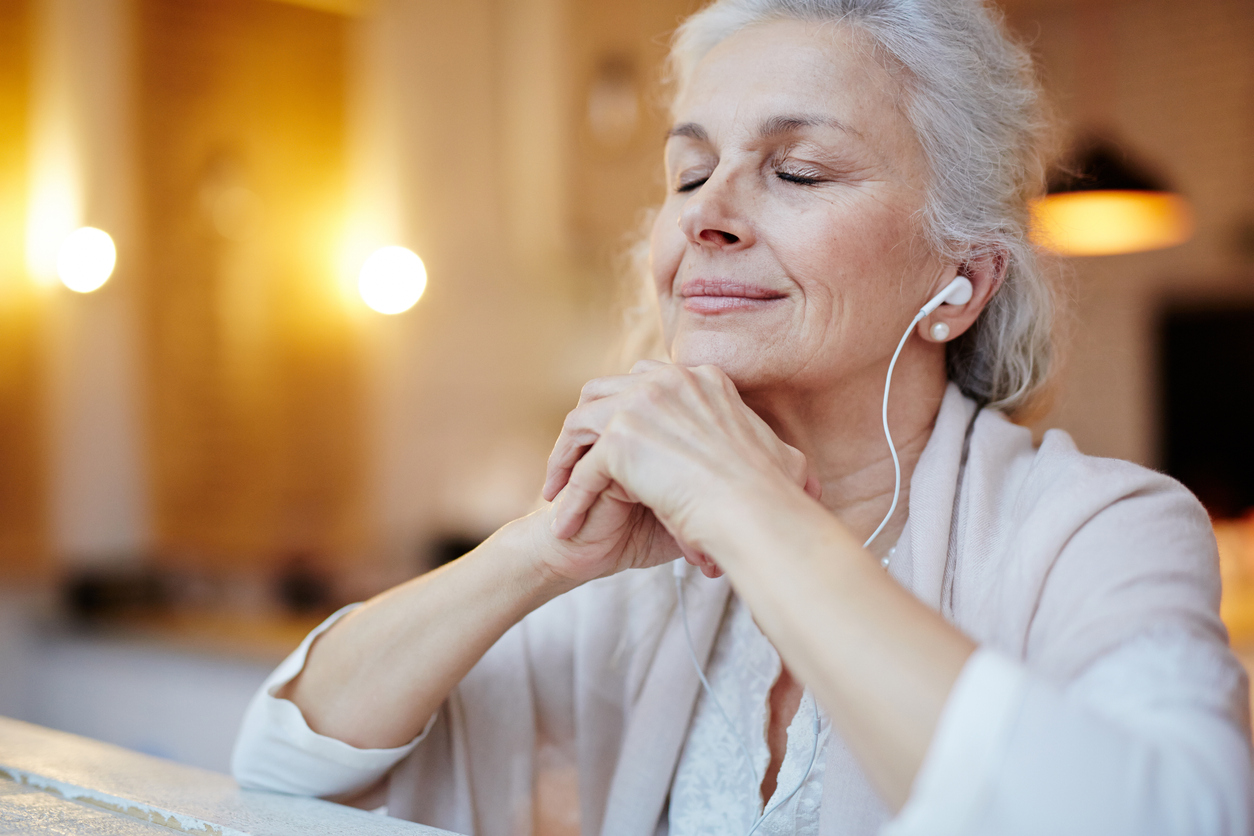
top-left (282, 514), bottom-right (574, 750)
top-left (707, 484), bottom-right (975, 811)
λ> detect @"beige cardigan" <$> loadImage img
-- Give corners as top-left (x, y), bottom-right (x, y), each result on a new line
top-left (234, 384), bottom-right (1252, 835)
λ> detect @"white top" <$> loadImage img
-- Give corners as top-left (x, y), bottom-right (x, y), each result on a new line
top-left (232, 385), bottom-right (1254, 836)
top-left (232, 596), bottom-right (1249, 836)
top-left (670, 594), bottom-right (829, 836)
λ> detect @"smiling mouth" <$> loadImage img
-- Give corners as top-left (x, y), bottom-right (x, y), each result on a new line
top-left (680, 279), bottom-right (787, 314)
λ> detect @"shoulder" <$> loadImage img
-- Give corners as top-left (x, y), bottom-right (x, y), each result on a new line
top-left (959, 410), bottom-right (1224, 676)
top-left (965, 407), bottom-right (1210, 549)
top-left (1001, 419), bottom-right (1214, 572)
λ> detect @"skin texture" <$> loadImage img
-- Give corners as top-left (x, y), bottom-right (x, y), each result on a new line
top-left (284, 18), bottom-right (1004, 817)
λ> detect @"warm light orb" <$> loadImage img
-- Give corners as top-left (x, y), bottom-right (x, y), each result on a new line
top-left (57, 227), bottom-right (117, 292)
top-left (358, 246), bottom-right (427, 314)
top-left (1030, 191), bottom-right (1193, 257)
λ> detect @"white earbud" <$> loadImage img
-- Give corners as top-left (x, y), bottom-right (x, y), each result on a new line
top-left (919, 275), bottom-right (973, 317)
top-left (861, 274), bottom-right (973, 552)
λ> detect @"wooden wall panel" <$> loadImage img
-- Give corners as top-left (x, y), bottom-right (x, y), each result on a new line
top-left (567, 0), bottom-right (704, 267)
top-left (136, 0), bottom-right (365, 571)
top-left (0, 0), bottom-right (49, 580)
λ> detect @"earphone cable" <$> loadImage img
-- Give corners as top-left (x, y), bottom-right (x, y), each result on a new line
top-left (675, 570), bottom-right (758, 783)
top-left (745, 701), bottom-right (820, 836)
top-left (862, 308), bottom-right (926, 552)
top-left (672, 302), bottom-right (930, 833)
top-left (675, 571), bottom-right (822, 836)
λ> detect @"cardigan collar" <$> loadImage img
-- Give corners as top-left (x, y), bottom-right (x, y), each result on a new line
top-left (598, 383), bottom-right (981, 836)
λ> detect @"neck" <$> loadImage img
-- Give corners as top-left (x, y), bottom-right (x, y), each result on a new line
top-left (741, 346), bottom-right (948, 556)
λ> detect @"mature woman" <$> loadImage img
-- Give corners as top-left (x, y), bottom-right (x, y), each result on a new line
top-left (232, 1), bottom-right (1253, 833)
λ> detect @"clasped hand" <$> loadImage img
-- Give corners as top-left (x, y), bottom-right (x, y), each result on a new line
top-left (536, 360), bottom-right (821, 585)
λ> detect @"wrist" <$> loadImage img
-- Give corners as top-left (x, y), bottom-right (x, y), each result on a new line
top-left (700, 477), bottom-right (852, 576)
top-left (494, 512), bottom-right (583, 604)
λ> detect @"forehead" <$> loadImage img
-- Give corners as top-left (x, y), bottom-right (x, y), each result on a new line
top-left (671, 19), bottom-right (919, 160)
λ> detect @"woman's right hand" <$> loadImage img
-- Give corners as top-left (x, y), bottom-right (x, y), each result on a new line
top-left (526, 481), bottom-right (683, 587)
top-left (528, 362), bottom-right (819, 587)
top-left (520, 368), bottom-right (697, 587)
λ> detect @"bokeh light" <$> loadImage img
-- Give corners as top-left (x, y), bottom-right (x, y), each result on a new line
top-left (357, 245), bottom-right (427, 314)
top-left (1030, 191), bottom-right (1193, 257)
top-left (57, 227), bottom-right (117, 293)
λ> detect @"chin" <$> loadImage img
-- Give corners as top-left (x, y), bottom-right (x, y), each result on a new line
top-left (669, 331), bottom-right (782, 390)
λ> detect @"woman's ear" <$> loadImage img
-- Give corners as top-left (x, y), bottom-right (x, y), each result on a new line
top-left (920, 249), bottom-right (1006, 343)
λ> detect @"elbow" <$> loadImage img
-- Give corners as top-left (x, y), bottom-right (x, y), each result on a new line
top-left (1145, 738), bottom-right (1254, 835)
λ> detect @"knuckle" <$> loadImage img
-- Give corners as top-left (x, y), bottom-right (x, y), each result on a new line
top-left (696, 364), bottom-right (722, 380)
top-left (578, 377), bottom-right (607, 403)
top-left (659, 364), bottom-right (687, 384)
top-left (603, 411), bottom-right (628, 437)
top-left (560, 409), bottom-right (583, 434)
top-left (637, 381), bottom-right (667, 407)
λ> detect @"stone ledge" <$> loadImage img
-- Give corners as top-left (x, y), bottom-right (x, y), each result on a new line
top-left (0, 717), bottom-right (457, 835)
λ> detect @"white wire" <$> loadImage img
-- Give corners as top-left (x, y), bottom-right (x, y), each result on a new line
top-left (862, 309), bottom-right (926, 552)
top-left (672, 307), bottom-right (924, 833)
top-left (675, 571), bottom-right (757, 784)
top-left (745, 699), bottom-right (820, 836)
top-left (675, 572), bottom-right (822, 836)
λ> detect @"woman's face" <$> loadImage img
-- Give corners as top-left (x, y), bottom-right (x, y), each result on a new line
top-left (651, 19), bottom-right (949, 395)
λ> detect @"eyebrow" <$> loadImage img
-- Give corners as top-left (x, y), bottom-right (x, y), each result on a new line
top-left (666, 113), bottom-right (861, 143)
top-left (758, 114), bottom-right (861, 139)
top-left (666, 122), bottom-right (709, 142)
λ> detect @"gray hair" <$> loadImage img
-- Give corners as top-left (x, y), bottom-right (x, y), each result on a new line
top-left (625, 0), bottom-right (1055, 414)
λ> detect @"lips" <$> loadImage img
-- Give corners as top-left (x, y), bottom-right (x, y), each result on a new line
top-left (679, 279), bottom-right (787, 314)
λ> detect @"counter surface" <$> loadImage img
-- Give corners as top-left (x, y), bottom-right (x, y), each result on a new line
top-left (0, 716), bottom-right (457, 836)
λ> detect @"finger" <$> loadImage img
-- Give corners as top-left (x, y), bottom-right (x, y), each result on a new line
top-left (684, 550), bottom-right (723, 579)
top-left (575, 373), bottom-right (638, 406)
top-left (699, 562), bottom-right (724, 579)
top-left (630, 359), bottom-right (669, 375)
top-left (678, 539), bottom-right (723, 579)
top-left (804, 473), bottom-right (823, 501)
top-left (666, 519), bottom-right (719, 578)
top-left (551, 444), bottom-right (616, 540)
top-left (677, 540), bottom-right (708, 568)
top-left (543, 403), bottom-right (623, 501)
top-left (543, 439), bottom-right (593, 501)
top-left (544, 374), bottom-right (659, 501)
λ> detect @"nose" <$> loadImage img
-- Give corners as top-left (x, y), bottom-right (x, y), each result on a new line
top-left (677, 169), bottom-right (754, 251)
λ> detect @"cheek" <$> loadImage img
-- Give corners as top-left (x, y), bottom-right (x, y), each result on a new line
top-left (784, 202), bottom-right (919, 303)
top-left (648, 208), bottom-right (684, 298)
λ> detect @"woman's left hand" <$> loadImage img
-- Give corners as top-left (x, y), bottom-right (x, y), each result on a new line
top-left (544, 360), bottom-right (821, 574)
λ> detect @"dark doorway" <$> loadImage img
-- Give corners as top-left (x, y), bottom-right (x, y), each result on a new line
top-left (1159, 304), bottom-right (1254, 518)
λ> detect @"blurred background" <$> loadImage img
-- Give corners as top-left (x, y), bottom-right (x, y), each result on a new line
top-left (0, 0), bottom-right (1252, 773)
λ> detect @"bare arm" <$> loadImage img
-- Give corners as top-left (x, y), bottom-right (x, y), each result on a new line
top-left (279, 369), bottom-right (719, 752)
top-left (279, 365), bottom-right (816, 754)
top-left (278, 517), bottom-right (573, 749)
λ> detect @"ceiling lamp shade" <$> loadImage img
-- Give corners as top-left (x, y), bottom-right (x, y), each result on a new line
top-left (1031, 137), bottom-right (1193, 257)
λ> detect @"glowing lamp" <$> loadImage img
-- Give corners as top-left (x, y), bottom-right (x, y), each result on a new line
top-left (358, 246), bottom-right (427, 314)
top-left (1032, 191), bottom-right (1192, 257)
top-left (1031, 138), bottom-right (1192, 257)
top-left (57, 227), bottom-right (116, 292)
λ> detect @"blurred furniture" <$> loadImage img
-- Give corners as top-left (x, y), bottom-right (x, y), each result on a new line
top-left (0, 588), bottom-right (327, 773)
top-left (0, 716), bottom-right (456, 835)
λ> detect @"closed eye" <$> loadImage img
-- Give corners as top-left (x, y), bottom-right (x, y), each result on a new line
top-left (775, 168), bottom-right (824, 186)
top-left (675, 176), bottom-right (709, 193)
